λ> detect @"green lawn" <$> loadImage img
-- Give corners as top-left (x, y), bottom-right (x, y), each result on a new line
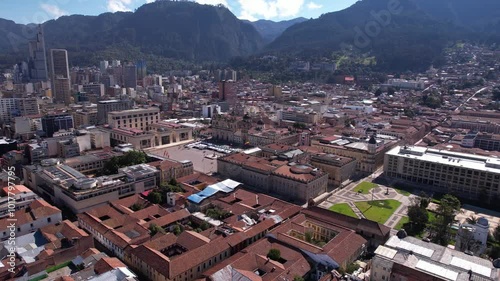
top-left (428, 212), bottom-right (437, 223)
top-left (29, 275), bottom-right (48, 281)
top-left (329, 203), bottom-right (358, 218)
top-left (394, 216), bottom-right (409, 230)
top-left (395, 188), bottom-right (412, 196)
top-left (353, 182), bottom-right (378, 194)
top-left (355, 200), bottom-right (401, 224)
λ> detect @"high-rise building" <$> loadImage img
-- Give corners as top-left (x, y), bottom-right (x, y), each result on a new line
top-left (136, 60), bottom-right (147, 80)
top-left (123, 64), bottom-right (137, 89)
top-left (99, 61), bottom-right (109, 73)
top-left (0, 98), bottom-right (39, 123)
top-left (384, 146), bottom-right (500, 201)
top-left (112, 60), bottom-right (121, 67)
top-left (96, 99), bottom-right (133, 125)
top-left (218, 80), bottom-right (237, 106)
top-left (41, 113), bottom-right (74, 137)
top-left (13, 62), bottom-right (29, 83)
top-left (50, 49), bottom-right (71, 105)
top-left (82, 83), bottom-right (105, 97)
top-left (28, 25), bottom-right (48, 82)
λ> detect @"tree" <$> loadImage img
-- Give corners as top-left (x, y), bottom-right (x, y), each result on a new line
top-left (431, 194), bottom-right (461, 245)
top-left (493, 87), bottom-right (500, 101)
top-left (149, 223), bottom-right (164, 236)
top-left (169, 178), bottom-right (178, 186)
top-left (160, 183), bottom-right (183, 193)
top-left (465, 215), bottom-right (478, 224)
top-left (130, 203), bottom-right (144, 211)
top-left (404, 108), bottom-right (416, 118)
top-left (388, 87), bottom-right (396, 96)
top-left (305, 231), bottom-right (313, 243)
top-left (374, 88), bottom-right (383, 97)
top-left (267, 248), bottom-right (281, 261)
top-left (494, 225), bottom-right (500, 242)
top-left (293, 122), bottom-right (307, 129)
top-left (102, 150), bottom-right (148, 175)
top-left (199, 221), bottom-right (210, 231)
top-left (408, 205), bottom-right (429, 227)
top-left (205, 206), bottom-right (231, 220)
top-left (419, 191), bottom-right (431, 209)
top-left (342, 263), bottom-right (360, 274)
top-left (148, 190), bottom-right (163, 204)
top-left (172, 224), bottom-right (183, 236)
top-left (293, 276), bottom-right (305, 281)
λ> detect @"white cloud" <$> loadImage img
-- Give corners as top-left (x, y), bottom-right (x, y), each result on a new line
top-left (40, 3), bottom-right (68, 19)
top-left (307, 1), bottom-right (322, 10)
top-left (107, 0), bottom-right (133, 12)
top-left (145, 0), bottom-right (155, 3)
top-left (237, 0), bottom-right (305, 21)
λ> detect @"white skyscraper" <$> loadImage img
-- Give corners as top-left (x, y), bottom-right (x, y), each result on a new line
top-left (100, 61), bottom-right (109, 73)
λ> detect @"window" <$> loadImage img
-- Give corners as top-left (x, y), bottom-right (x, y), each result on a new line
top-left (47, 217), bottom-right (51, 223)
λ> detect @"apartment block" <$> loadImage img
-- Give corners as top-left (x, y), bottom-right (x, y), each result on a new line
top-left (107, 107), bottom-right (160, 131)
top-left (384, 146), bottom-right (500, 201)
top-left (23, 159), bottom-right (159, 213)
top-left (97, 99), bottom-right (133, 125)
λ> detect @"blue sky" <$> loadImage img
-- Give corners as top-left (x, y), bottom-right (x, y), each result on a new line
top-left (0, 0), bottom-right (358, 24)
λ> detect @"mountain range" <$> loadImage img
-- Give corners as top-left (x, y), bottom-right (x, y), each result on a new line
top-left (243, 17), bottom-right (308, 44)
top-left (0, 0), bottom-right (499, 72)
top-left (267, 0), bottom-right (500, 71)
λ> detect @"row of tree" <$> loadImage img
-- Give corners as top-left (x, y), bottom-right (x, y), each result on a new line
top-left (99, 150), bottom-right (148, 176)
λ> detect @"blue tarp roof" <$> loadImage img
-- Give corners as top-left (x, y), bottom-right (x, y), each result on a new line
top-left (187, 179), bottom-right (242, 204)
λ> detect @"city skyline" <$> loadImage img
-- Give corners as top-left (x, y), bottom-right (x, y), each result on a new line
top-left (0, 0), bottom-right (358, 24)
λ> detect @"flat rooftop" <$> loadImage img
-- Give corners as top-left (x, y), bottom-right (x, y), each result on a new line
top-left (119, 164), bottom-right (158, 178)
top-left (109, 107), bottom-right (159, 115)
top-left (377, 236), bottom-right (499, 281)
top-left (387, 146), bottom-right (500, 174)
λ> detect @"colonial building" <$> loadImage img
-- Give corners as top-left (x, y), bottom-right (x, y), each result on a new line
top-left (211, 113), bottom-right (298, 146)
top-left (218, 153), bottom-right (328, 203)
top-left (312, 135), bottom-right (399, 175)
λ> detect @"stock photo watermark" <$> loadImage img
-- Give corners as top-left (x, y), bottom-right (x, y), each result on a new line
top-left (341, 0), bottom-right (403, 52)
top-left (6, 166), bottom-right (17, 273)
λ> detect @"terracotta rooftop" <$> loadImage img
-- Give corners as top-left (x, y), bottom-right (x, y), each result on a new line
top-left (271, 165), bottom-right (326, 183)
top-left (1, 184), bottom-right (32, 195)
top-left (142, 208), bottom-right (190, 229)
top-left (94, 257), bottom-right (127, 275)
top-left (219, 153), bottom-right (281, 173)
top-left (0, 199), bottom-right (60, 230)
